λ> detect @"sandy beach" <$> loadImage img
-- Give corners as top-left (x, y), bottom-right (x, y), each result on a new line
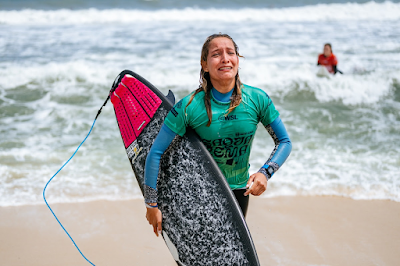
top-left (1, 196), bottom-right (399, 266)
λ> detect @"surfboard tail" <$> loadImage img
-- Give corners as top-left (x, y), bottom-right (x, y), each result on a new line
top-left (110, 74), bottom-right (162, 148)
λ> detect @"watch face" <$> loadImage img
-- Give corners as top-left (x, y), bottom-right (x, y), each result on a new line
top-left (267, 167), bottom-right (274, 175)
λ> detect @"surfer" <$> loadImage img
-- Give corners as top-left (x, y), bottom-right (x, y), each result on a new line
top-left (144, 33), bottom-right (292, 236)
top-left (317, 43), bottom-right (342, 74)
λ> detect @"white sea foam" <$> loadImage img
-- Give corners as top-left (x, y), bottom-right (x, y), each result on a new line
top-left (250, 130), bottom-right (400, 202)
top-left (0, 1), bottom-right (399, 25)
top-left (240, 62), bottom-right (399, 106)
top-left (1, 58), bottom-right (397, 108)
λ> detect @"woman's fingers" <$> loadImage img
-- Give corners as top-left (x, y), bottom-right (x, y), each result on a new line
top-left (245, 173), bottom-right (268, 196)
top-left (246, 174), bottom-right (256, 189)
top-left (244, 174), bottom-right (256, 196)
top-left (146, 208), bottom-right (162, 237)
top-left (244, 184), bottom-right (252, 196)
top-left (153, 224), bottom-right (158, 235)
top-left (158, 218), bottom-right (162, 232)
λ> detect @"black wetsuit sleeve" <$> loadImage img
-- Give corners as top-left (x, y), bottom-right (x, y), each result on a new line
top-left (333, 65), bottom-right (337, 75)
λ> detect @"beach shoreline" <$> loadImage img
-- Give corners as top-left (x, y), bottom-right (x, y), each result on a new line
top-left (0, 196), bottom-right (399, 266)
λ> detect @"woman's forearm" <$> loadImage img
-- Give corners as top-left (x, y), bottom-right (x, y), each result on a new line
top-left (144, 124), bottom-right (177, 203)
top-left (258, 117), bottom-right (292, 178)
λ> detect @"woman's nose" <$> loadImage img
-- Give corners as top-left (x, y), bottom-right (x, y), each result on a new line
top-left (221, 52), bottom-right (229, 63)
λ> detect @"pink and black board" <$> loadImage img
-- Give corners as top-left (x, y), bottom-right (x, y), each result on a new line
top-left (110, 70), bottom-right (260, 266)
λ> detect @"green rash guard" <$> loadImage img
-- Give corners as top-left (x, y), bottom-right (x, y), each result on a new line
top-left (164, 84), bottom-right (280, 189)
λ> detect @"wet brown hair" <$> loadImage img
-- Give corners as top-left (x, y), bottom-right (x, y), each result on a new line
top-left (185, 33), bottom-right (243, 127)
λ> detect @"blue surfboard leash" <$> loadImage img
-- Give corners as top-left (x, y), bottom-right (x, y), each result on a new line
top-left (43, 96), bottom-right (110, 266)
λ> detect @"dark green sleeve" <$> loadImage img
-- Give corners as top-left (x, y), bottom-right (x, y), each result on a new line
top-left (258, 90), bottom-right (280, 126)
top-left (164, 97), bottom-right (190, 137)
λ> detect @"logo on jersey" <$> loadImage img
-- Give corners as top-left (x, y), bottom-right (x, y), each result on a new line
top-left (201, 134), bottom-right (254, 159)
top-left (218, 114), bottom-right (238, 122)
top-left (171, 108), bottom-right (178, 117)
top-left (170, 100), bottom-right (183, 117)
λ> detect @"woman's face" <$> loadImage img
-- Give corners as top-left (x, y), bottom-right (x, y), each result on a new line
top-left (202, 37), bottom-right (239, 87)
top-left (323, 45), bottom-right (332, 57)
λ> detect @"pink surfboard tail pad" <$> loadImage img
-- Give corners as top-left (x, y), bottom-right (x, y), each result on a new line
top-left (110, 74), bottom-right (162, 148)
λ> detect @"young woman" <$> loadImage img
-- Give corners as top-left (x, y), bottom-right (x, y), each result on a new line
top-left (317, 43), bottom-right (339, 74)
top-left (144, 33), bottom-right (292, 236)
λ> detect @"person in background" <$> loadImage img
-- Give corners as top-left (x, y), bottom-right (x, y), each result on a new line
top-left (317, 43), bottom-right (342, 74)
top-left (144, 33), bottom-right (292, 236)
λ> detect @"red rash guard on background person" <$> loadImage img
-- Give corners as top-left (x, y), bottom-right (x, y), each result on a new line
top-left (317, 53), bottom-right (338, 74)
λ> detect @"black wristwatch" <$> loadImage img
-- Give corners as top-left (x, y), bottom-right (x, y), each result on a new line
top-left (266, 166), bottom-right (274, 178)
top-left (259, 166), bottom-right (274, 179)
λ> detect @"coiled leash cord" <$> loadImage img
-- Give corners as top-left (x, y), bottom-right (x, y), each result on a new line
top-left (43, 96), bottom-right (110, 266)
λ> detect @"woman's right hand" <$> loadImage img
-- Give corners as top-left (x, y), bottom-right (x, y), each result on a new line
top-left (145, 206), bottom-right (162, 236)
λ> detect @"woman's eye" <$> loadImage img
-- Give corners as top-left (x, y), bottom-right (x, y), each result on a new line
top-left (212, 53), bottom-right (219, 57)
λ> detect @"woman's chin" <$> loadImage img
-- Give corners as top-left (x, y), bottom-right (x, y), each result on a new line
top-left (213, 73), bottom-right (236, 83)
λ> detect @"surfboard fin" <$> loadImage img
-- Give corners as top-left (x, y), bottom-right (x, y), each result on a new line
top-left (166, 90), bottom-right (175, 105)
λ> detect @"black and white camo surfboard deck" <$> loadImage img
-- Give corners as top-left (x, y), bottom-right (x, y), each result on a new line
top-left (110, 70), bottom-right (260, 266)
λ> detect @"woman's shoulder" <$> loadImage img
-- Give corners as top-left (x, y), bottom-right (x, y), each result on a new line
top-left (242, 84), bottom-right (271, 99)
top-left (178, 88), bottom-right (206, 109)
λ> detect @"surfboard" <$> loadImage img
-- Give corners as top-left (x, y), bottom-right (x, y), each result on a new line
top-left (110, 70), bottom-right (260, 266)
top-left (316, 65), bottom-right (332, 78)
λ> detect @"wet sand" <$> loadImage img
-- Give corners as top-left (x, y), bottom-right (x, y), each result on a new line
top-left (1, 196), bottom-right (399, 265)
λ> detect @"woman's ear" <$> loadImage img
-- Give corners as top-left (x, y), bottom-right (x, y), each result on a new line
top-left (201, 61), bottom-right (208, 72)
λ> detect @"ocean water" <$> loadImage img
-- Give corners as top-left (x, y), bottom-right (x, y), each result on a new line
top-left (0, 0), bottom-right (399, 206)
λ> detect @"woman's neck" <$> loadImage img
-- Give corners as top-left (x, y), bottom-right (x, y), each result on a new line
top-left (212, 87), bottom-right (234, 103)
top-left (210, 78), bottom-right (235, 94)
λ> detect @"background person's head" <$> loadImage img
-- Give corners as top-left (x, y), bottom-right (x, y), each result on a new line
top-left (323, 43), bottom-right (332, 57)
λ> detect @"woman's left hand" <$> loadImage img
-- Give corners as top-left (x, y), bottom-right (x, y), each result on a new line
top-left (244, 172), bottom-right (268, 196)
